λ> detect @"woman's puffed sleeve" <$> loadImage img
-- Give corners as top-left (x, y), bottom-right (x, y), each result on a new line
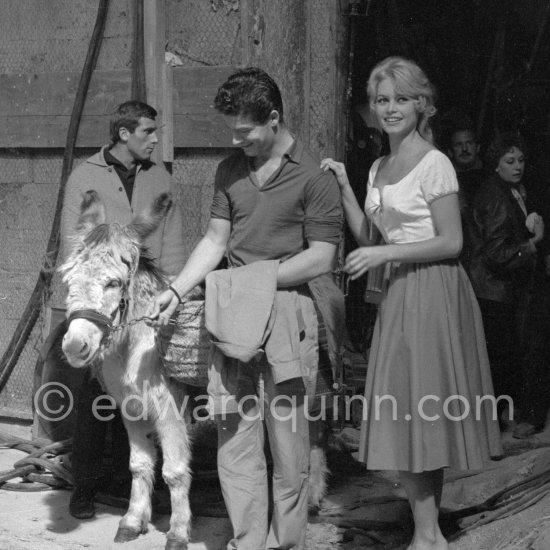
top-left (420, 151), bottom-right (459, 204)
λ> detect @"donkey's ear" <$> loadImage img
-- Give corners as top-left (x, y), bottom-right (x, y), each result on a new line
top-left (75, 190), bottom-right (106, 234)
top-left (130, 192), bottom-right (173, 241)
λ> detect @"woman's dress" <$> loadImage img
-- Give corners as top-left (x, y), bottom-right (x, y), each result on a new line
top-left (358, 150), bottom-right (502, 472)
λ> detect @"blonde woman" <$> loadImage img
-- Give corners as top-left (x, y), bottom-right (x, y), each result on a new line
top-left (322, 57), bottom-right (501, 550)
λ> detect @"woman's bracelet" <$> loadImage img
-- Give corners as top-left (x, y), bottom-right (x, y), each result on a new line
top-left (168, 285), bottom-right (182, 303)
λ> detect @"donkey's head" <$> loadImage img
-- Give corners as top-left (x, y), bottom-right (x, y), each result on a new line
top-left (60, 190), bottom-right (172, 368)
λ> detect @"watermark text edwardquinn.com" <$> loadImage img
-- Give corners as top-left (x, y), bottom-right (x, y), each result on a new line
top-left (35, 381), bottom-right (511, 429)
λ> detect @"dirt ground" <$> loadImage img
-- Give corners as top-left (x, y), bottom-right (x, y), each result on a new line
top-left (2, 421), bottom-right (550, 550)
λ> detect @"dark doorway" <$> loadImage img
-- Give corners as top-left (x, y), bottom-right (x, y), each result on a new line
top-left (343, 0), bottom-right (550, 353)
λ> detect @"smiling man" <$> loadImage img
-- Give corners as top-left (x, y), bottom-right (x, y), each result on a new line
top-left (60, 100), bottom-right (186, 520)
top-left (445, 125), bottom-right (486, 270)
top-left (149, 67), bottom-right (343, 550)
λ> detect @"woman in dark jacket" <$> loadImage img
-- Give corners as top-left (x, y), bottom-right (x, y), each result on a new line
top-left (469, 132), bottom-right (544, 436)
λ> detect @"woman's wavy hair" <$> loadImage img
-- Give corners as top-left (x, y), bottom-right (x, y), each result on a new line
top-left (485, 131), bottom-right (527, 170)
top-left (367, 56), bottom-right (437, 141)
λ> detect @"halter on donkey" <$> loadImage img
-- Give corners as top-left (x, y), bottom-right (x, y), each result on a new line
top-left (60, 190), bottom-right (191, 550)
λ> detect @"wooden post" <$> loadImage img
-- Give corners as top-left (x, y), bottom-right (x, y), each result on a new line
top-left (143, 0), bottom-right (173, 163)
top-left (302, 0), bottom-right (311, 148)
top-left (240, 0), bottom-right (250, 67)
top-left (161, 62), bottom-right (174, 162)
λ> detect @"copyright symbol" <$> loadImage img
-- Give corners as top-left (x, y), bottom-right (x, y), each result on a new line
top-left (34, 382), bottom-right (74, 422)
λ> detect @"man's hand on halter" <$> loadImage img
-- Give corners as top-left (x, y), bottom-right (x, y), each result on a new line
top-left (145, 287), bottom-right (180, 327)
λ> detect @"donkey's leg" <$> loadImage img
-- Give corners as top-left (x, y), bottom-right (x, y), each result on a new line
top-left (156, 406), bottom-right (192, 550)
top-left (114, 419), bottom-right (157, 543)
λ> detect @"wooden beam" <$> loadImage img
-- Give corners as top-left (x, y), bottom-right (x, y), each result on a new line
top-left (0, 71), bottom-right (132, 147)
top-left (0, 115), bottom-right (111, 148)
top-left (172, 66), bottom-right (234, 147)
top-left (0, 66), bottom-right (235, 148)
top-left (332, 1), bottom-right (348, 160)
top-left (0, 71), bottom-right (131, 117)
top-left (240, 0), bottom-right (251, 67)
top-left (172, 66), bottom-right (233, 114)
top-left (161, 62), bottom-right (174, 161)
top-left (303, 0), bottom-right (311, 148)
top-left (143, 0), bottom-right (169, 162)
top-left (173, 114), bottom-right (232, 148)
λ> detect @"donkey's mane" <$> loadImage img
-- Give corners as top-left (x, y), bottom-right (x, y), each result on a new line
top-left (75, 223), bottom-right (166, 290)
top-left (138, 247), bottom-right (166, 288)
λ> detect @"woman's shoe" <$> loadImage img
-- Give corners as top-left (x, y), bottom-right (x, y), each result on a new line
top-left (512, 422), bottom-right (536, 439)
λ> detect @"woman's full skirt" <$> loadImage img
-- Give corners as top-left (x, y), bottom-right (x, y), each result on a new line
top-left (358, 260), bottom-right (502, 472)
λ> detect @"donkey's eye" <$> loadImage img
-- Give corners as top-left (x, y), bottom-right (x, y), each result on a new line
top-left (105, 279), bottom-right (121, 289)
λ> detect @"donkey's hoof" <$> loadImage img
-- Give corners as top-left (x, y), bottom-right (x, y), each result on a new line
top-left (114, 526), bottom-right (141, 543)
top-left (165, 538), bottom-right (188, 550)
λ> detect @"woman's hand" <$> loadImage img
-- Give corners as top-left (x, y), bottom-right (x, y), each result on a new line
top-left (526, 212), bottom-right (544, 243)
top-left (145, 288), bottom-right (180, 327)
top-left (344, 246), bottom-right (388, 280)
top-left (320, 158), bottom-right (350, 189)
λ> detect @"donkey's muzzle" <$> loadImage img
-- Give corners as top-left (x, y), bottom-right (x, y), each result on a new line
top-left (62, 331), bottom-right (92, 366)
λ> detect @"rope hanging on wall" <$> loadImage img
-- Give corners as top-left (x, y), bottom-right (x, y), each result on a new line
top-left (0, 0), bottom-right (110, 394)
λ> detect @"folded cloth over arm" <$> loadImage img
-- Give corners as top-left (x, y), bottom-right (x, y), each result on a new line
top-left (205, 260), bottom-right (280, 362)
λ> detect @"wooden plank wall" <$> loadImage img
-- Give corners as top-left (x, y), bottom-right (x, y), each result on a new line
top-left (172, 66), bottom-right (236, 147)
top-left (0, 71), bottom-right (131, 147)
top-left (0, 67), bottom-right (234, 148)
top-left (0, 1), bottom-right (346, 155)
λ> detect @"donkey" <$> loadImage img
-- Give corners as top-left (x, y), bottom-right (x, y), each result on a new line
top-left (60, 190), bottom-right (191, 550)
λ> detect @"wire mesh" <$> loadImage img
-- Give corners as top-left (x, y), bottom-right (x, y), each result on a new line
top-left (171, 148), bottom-right (234, 258)
top-left (0, 149), bottom-right (94, 419)
top-left (309, 0), bottom-right (332, 158)
top-left (166, 0), bottom-right (242, 67)
top-left (0, 0), bottom-right (132, 74)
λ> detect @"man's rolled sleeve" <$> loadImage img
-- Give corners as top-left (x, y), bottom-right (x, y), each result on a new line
top-left (210, 163), bottom-right (231, 221)
top-left (304, 171), bottom-right (343, 244)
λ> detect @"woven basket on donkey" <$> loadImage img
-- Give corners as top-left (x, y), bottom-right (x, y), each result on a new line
top-left (156, 300), bottom-right (210, 387)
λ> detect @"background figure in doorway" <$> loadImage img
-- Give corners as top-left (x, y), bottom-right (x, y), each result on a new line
top-left (447, 125), bottom-right (485, 206)
top-left (445, 120), bottom-right (486, 270)
top-left (469, 131), bottom-right (545, 438)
